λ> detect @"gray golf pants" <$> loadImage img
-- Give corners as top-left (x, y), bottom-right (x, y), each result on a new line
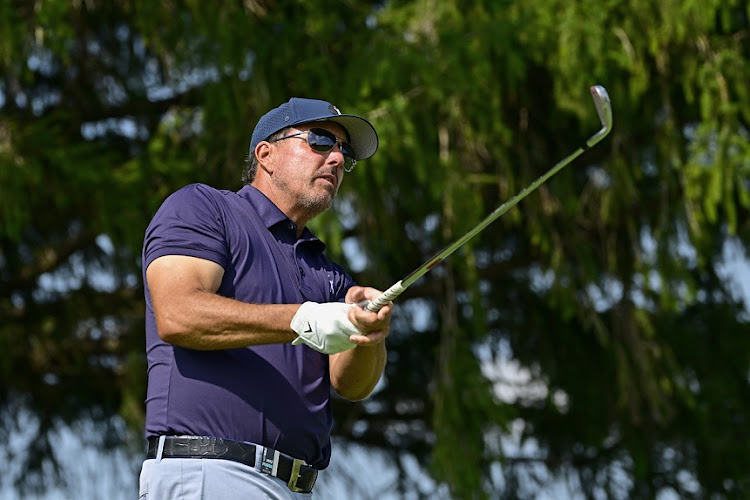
top-left (139, 445), bottom-right (314, 500)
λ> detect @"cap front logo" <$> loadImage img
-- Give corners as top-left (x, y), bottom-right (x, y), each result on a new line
top-left (328, 104), bottom-right (341, 115)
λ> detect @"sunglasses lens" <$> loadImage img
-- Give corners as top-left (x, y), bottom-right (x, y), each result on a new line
top-left (308, 129), bottom-right (357, 165)
top-left (340, 142), bottom-right (356, 159)
top-left (307, 129), bottom-right (336, 152)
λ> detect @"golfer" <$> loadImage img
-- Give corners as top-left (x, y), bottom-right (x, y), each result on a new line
top-left (139, 97), bottom-right (393, 499)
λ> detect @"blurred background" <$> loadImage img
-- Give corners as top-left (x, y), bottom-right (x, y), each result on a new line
top-left (1, 1), bottom-right (750, 498)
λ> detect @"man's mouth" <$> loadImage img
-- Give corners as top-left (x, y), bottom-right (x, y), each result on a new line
top-left (316, 171), bottom-right (338, 186)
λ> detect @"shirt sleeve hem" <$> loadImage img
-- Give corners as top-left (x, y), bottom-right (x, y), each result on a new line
top-left (144, 246), bottom-right (227, 270)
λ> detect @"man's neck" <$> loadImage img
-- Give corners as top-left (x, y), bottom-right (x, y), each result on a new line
top-left (251, 180), bottom-right (311, 237)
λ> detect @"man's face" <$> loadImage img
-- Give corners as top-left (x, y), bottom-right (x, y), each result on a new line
top-left (267, 121), bottom-right (349, 220)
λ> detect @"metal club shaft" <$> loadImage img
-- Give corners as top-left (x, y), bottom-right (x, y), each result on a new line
top-left (365, 85), bottom-right (613, 312)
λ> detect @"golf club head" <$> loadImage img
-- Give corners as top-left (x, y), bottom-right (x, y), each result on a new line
top-left (590, 85), bottom-right (613, 139)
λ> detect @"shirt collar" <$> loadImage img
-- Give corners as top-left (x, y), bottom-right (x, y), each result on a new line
top-left (237, 185), bottom-right (325, 247)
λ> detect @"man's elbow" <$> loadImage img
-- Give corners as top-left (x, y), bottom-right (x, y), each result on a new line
top-left (157, 326), bottom-right (181, 345)
top-left (155, 315), bottom-right (193, 347)
top-left (335, 386), bottom-right (375, 402)
top-left (332, 377), bottom-right (379, 401)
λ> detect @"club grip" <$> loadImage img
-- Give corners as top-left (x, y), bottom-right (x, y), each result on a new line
top-left (365, 281), bottom-right (406, 312)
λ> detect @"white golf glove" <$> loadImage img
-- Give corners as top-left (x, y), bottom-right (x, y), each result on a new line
top-left (290, 302), bottom-right (358, 354)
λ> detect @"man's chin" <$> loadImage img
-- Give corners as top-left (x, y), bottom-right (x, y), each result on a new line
top-left (303, 192), bottom-right (335, 218)
top-left (315, 183), bottom-right (338, 201)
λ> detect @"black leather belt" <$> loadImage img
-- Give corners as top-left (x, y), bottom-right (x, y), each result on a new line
top-left (146, 436), bottom-right (317, 493)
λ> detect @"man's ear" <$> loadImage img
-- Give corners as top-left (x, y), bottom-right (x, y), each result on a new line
top-left (255, 142), bottom-right (274, 173)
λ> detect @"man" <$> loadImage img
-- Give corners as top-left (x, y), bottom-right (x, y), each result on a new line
top-left (139, 98), bottom-right (393, 499)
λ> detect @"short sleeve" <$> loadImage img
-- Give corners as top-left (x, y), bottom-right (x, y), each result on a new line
top-left (143, 183), bottom-right (229, 270)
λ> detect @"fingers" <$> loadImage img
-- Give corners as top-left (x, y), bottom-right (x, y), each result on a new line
top-left (344, 286), bottom-right (394, 345)
top-left (346, 286), bottom-right (394, 318)
top-left (348, 295), bottom-right (393, 327)
top-left (348, 330), bottom-right (389, 346)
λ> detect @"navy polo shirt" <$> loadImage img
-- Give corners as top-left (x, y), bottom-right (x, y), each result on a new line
top-left (142, 183), bottom-right (355, 469)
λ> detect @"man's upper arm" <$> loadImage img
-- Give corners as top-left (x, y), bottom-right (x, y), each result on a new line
top-left (146, 256), bottom-right (228, 343)
top-left (147, 255), bottom-right (225, 300)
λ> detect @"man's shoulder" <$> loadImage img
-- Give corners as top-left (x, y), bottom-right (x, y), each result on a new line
top-left (162, 183), bottom-right (240, 209)
top-left (171, 182), bottom-right (227, 199)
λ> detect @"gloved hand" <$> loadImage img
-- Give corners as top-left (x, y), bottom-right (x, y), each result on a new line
top-left (290, 302), bottom-right (358, 354)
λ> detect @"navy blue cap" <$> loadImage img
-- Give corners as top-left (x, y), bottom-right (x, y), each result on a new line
top-left (249, 98), bottom-right (378, 161)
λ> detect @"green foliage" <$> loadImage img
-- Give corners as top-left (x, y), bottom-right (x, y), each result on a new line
top-left (1, 0), bottom-right (750, 498)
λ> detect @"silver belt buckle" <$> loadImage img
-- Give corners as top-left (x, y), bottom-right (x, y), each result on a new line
top-left (287, 457), bottom-right (304, 492)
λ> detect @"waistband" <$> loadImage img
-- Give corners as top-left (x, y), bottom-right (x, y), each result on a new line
top-left (146, 435), bottom-right (317, 494)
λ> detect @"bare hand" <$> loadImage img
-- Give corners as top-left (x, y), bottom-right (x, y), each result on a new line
top-left (345, 286), bottom-right (393, 346)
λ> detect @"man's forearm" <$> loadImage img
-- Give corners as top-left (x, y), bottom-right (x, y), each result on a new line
top-left (154, 289), bottom-right (299, 350)
top-left (329, 342), bottom-right (387, 401)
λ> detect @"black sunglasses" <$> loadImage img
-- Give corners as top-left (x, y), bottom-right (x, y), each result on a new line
top-left (273, 128), bottom-right (357, 172)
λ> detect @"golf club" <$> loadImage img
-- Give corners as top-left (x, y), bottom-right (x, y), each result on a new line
top-left (365, 85), bottom-right (613, 313)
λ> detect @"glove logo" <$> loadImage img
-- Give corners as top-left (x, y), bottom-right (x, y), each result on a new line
top-left (304, 322), bottom-right (322, 346)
